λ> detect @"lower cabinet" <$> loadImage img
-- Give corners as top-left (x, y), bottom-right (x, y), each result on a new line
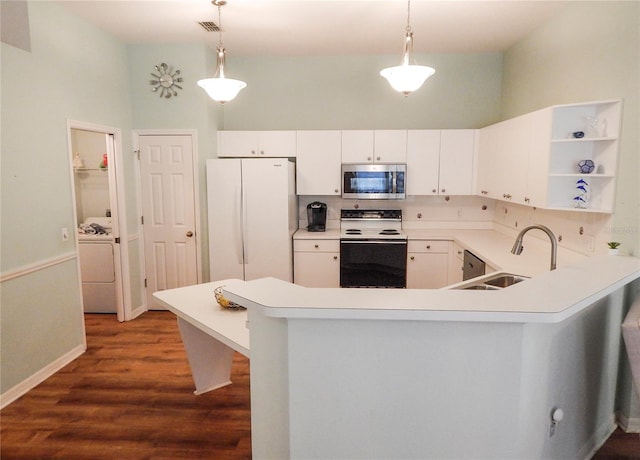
top-left (407, 240), bottom-right (450, 289)
top-left (293, 239), bottom-right (340, 288)
top-left (448, 242), bottom-right (465, 285)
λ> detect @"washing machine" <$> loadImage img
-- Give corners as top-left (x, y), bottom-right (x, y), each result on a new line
top-left (78, 217), bottom-right (117, 313)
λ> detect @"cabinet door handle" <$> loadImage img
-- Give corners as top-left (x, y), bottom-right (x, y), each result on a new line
top-left (410, 256), bottom-right (415, 261)
top-left (334, 189), bottom-right (339, 194)
top-left (441, 188), bottom-right (446, 193)
top-left (524, 197), bottom-right (530, 203)
top-left (432, 188), bottom-right (437, 193)
top-left (186, 231), bottom-right (194, 237)
top-left (426, 245), bottom-right (431, 249)
top-left (251, 150), bottom-right (256, 155)
top-left (333, 256), bottom-right (338, 260)
top-left (367, 156), bottom-right (372, 161)
top-left (376, 156), bottom-right (381, 161)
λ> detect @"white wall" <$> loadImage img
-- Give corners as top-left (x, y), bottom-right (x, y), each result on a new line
top-left (1, 1), bottom-right (135, 396)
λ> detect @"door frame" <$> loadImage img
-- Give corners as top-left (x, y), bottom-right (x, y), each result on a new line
top-left (66, 119), bottom-right (133, 322)
top-left (133, 129), bottom-right (202, 308)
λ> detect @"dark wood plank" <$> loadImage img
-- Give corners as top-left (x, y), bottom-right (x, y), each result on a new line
top-left (2, 311), bottom-right (639, 459)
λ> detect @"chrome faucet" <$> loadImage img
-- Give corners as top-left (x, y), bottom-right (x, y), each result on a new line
top-left (511, 224), bottom-right (558, 270)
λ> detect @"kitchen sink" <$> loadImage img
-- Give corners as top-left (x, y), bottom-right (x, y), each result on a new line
top-left (463, 284), bottom-right (500, 291)
top-left (455, 273), bottom-right (530, 290)
top-left (484, 274), bottom-right (530, 288)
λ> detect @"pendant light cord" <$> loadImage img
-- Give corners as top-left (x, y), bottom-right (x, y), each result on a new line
top-left (406, 0), bottom-right (412, 33)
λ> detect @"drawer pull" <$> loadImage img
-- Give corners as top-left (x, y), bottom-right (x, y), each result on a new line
top-left (314, 244), bottom-right (319, 249)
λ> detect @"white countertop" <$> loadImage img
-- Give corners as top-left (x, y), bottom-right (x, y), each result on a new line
top-left (294, 227), bottom-right (586, 277)
top-left (227, 227), bottom-right (640, 323)
top-left (224, 254), bottom-right (639, 323)
top-left (153, 281), bottom-right (250, 357)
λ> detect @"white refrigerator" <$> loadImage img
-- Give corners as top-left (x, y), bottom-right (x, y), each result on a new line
top-left (206, 158), bottom-right (297, 282)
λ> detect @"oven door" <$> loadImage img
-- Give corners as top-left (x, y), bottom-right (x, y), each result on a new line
top-left (340, 239), bottom-right (407, 288)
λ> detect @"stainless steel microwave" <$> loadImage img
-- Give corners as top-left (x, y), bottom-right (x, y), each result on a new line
top-left (342, 163), bottom-right (406, 200)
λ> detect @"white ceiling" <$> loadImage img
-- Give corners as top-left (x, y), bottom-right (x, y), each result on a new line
top-left (56, 0), bottom-right (565, 56)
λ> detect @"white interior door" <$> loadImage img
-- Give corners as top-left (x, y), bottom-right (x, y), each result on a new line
top-left (138, 134), bottom-right (199, 309)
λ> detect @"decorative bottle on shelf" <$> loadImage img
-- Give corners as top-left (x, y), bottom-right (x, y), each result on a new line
top-left (73, 152), bottom-right (84, 169)
top-left (573, 179), bottom-right (591, 208)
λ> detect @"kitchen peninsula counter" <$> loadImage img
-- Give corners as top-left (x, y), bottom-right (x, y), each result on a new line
top-left (220, 251), bottom-right (639, 460)
top-left (224, 253), bottom-right (639, 323)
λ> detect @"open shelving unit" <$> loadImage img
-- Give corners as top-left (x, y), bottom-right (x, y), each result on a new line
top-left (545, 100), bottom-right (622, 213)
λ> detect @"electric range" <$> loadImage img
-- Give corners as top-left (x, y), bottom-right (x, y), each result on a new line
top-left (339, 209), bottom-right (407, 288)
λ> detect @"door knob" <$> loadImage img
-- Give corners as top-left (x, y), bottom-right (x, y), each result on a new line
top-left (186, 231), bottom-right (194, 237)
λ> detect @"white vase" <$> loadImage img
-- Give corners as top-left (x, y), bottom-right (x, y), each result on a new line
top-left (608, 248), bottom-right (620, 256)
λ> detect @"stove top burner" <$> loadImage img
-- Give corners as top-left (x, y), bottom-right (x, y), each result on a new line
top-left (340, 209), bottom-right (405, 240)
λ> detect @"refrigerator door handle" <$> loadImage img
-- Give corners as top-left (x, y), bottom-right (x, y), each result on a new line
top-left (242, 182), bottom-right (249, 265)
top-left (235, 183), bottom-right (244, 266)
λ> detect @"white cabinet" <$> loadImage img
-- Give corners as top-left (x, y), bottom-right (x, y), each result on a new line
top-left (296, 131), bottom-right (342, 196)
top-left (218, 131), bottom-right (296, 157)
top-left (342, 130), bottom-right (407, 163)
top-left (448, 242), bottom-right (464, 285)
top-left (293, 239), bottom-right (340, 288)
top-left (407, 129), bottom-right (476, 196)
top-left (406, 130), bottom-right (440, 196)
top-left (406, 240), bottom-right (450, 289)
top-left (439, 130), bottom-right (476, 195)
top-left (476, 114), bottom-right (531, 204)
top-left (477, 100), bottom-right (621, 213)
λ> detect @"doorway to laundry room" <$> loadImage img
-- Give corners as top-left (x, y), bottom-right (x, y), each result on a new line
top-left (67, 121), bottom-right (133, 322)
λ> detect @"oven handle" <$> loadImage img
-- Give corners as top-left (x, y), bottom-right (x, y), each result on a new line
top-left (340, 240), bottom-right (407, 244)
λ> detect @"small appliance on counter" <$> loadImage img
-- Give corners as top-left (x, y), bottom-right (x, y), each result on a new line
top-left (306, 201), bottom-right (327, 232)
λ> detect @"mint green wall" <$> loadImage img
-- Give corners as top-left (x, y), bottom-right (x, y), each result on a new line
top-left (502, 1), bottom-right (640, 256)
top-left (223, 53), bottom-right (503, 130)
top-left (1, 2), bottom-right (134, 393)
top-left (501, 0), bottom-right (640, 428)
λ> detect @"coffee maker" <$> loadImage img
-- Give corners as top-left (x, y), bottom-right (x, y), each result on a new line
top-left (306, 201), bottom-right (327, 232)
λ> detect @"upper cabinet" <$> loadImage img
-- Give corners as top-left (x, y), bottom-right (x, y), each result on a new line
top-left (439, 130), bottom-right (476, 195)
top-left (296, 130), bottom-right (342, 196)
top-left (218, 130), bottom-right (296, 157)
top-left (407, 129), bottom-right (476, 196)
top-left (342, 130), bottom-right (407, 163)
top-left (476, 100), bottom-right (622, 213)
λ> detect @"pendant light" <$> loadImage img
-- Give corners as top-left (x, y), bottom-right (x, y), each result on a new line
top-left (197, 0), bottom-right (246, 104)
top-left (380, 0), bottom-right (435, 96)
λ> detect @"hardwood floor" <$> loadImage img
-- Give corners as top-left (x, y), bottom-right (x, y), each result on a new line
top-left (1, 311), bottom-right (251, 460)
top-left (1, 311), bottom-right (639, 459)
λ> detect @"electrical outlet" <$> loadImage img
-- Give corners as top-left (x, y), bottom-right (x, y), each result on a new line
top-left (61, 227), bottom-right (69, 242)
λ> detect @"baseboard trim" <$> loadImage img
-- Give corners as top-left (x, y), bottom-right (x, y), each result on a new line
top-left (130, 304), bottom-right (147, 320)
top-left (0, 344), bottom-right (86, 409)
top-left (579, 417), bottom-right (617, 460)
top-left (616, 410), bottom-right (640, 433)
